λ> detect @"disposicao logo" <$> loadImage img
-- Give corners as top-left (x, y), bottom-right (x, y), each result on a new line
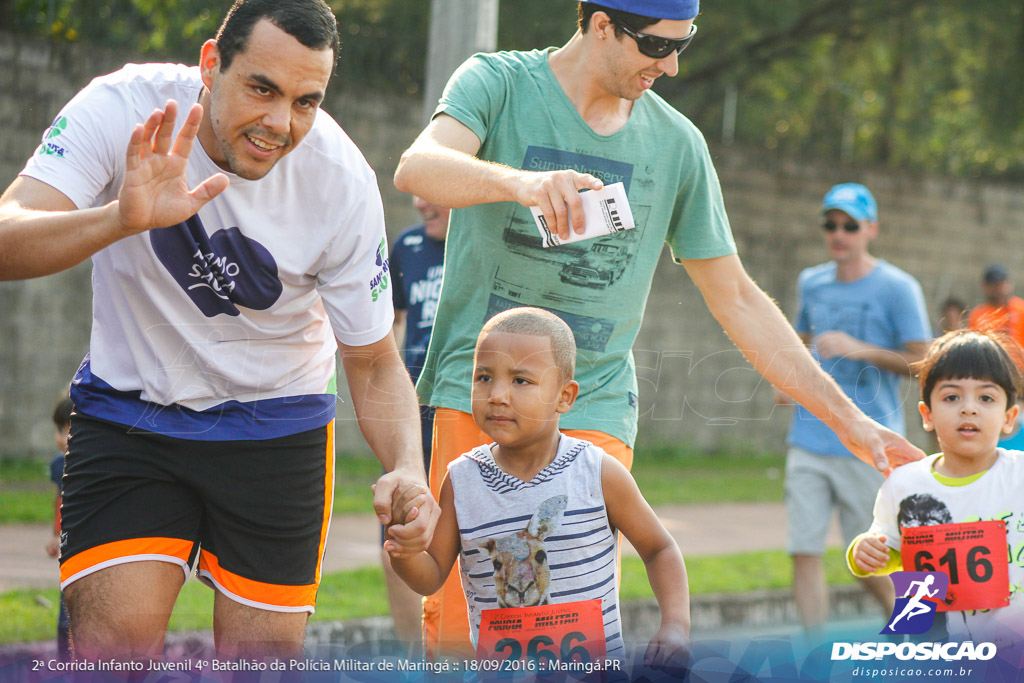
top-left (830, 571), bottom-right (997, 664)
top-left (830, 641), bottom-right (996, 662)
top-left (881, 571), bottom-right (948, 635)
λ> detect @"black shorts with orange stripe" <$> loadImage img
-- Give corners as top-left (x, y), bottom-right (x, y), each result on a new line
top-left (59, 412), bottom-right (335, 613)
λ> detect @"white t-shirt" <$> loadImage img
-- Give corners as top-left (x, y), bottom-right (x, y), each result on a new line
top-left (21, 63), bottom-right (394, 440)
top-left (868, 450), bottom-right (1024, 644)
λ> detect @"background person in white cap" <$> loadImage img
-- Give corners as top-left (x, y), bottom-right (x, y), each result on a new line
top-left (780, 182), bottom-right (931, 636)
top-left (393, 1), bottom-right (926, 657)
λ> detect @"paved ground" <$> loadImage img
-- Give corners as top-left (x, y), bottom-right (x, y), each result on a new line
top-left (0, 502), bottom-right (844, 591)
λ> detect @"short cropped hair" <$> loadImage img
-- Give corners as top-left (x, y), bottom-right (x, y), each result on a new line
top-left (215, 0), bottom-right (340, 73)
top-left (578, 2), bottom-right (659, 36)
top-left (480, 307), bottom-right (576, 382)
top-left (916, 329), bottom-right (1023, 409)
top-left (52, 396), bottom-right (74, 429)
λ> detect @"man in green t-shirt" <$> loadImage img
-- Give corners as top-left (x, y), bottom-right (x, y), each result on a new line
top-left (391, 0), bottom-right (924, 658)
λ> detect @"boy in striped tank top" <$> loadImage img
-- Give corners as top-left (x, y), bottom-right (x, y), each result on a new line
top-left (389, 307), bottom-right (690, 667)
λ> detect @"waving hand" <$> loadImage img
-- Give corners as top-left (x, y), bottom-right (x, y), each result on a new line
top-left (116, 100), bottom-right (229, 236)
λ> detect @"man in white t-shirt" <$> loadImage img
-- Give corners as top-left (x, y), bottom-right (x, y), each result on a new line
top-left (0, 0), bottom-right (436, 661)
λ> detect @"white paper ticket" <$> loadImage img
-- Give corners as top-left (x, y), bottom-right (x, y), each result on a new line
top-left (531, 182), bottom-right (635, 247)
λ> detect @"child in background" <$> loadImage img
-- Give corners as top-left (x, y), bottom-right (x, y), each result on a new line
top-left (45, 395), bottom-right (74, 661)
top-left (938, 296), bottom-right (967, 334)
top-left (388, 307), bottom-right (690, 666)
top-left (849, 330), bottom-right (1024, 649)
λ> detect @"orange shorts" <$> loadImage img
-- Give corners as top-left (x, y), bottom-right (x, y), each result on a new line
top-left (423, 408), bottom-right (633, 659)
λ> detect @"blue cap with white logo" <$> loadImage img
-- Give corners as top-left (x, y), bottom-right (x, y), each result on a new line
top-left (581, 0), bottom-right (699, 21)
top-left (822, 183), bottom-right (877, 222)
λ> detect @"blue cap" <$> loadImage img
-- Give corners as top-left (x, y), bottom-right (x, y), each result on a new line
top-left (581, 0), bottom-right (699, 21)
top-left (822, 183), bottom-right (877, 222)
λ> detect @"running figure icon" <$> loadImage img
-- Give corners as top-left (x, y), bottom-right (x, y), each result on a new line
top-left (889, 574), bottom-right (939, 631)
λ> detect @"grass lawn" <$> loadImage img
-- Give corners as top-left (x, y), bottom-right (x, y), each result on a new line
top-left (631, 447), bottom-right (784, 506)
top-left (0, 457), bottom-right (56, 524)
top-left (0, 487), bottom-right (54, 524)
top-left (0, 448), bottom-right (784, 524)
top-left (0, 549), bottom-right (855, 645)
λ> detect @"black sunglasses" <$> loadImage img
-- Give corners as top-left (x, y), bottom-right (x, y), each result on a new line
top-left (821, 220), bottom-right (861, 233)
top-left (616, 22), bottom-right (697, 59)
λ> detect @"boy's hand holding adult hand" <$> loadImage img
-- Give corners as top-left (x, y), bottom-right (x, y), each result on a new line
top-left (373, 469), bottom-right (438, 557)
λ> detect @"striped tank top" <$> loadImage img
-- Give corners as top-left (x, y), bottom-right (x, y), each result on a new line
top-left (448, 434), bottom-right (624, 660)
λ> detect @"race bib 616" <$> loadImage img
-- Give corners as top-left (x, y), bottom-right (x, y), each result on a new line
top-left (901, 520), bottom-right (1010, 612)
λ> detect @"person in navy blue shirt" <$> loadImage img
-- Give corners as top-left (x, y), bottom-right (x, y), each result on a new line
top-left (384, 195), bottom-right (449, 647)
top-left (392, 196), bottom-right (450, 396)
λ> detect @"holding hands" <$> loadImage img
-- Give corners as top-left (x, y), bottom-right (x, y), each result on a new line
top-left (373, 470), bottom-right (438, 558)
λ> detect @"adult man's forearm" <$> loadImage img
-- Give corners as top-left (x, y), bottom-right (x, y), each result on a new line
top-left (342, 349), bottom-right (424, 474)
top-left (726, 289), bottom-right (864, 432)
top-left (0, 190), bottom-right (123, 280)
top-left (685, 256), bottom-right (867, 440)
top-left (394, 143), bottom-right (520, 210)
top-left (712, 283), bottom-right (924, 471)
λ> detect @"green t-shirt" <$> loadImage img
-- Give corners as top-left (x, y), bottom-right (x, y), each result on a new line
top-left (417, 48), bottom-right (736, 446)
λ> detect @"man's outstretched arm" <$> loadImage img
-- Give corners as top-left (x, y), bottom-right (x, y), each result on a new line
top-left (682, 254), bottom-right (925, 474)
top-left (0, 101), bottom-right (228, 281)
top-left (394, 113), bottom-right (603, 241)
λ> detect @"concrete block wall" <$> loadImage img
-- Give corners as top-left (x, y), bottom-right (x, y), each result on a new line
top-left (3, 31), bottom-right (1022, 460)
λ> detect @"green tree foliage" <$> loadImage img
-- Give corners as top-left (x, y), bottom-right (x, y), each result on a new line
top-left (10, 0), bottom-right (428, 92)
top-left (8, 0), bottom-right (1024, 178)
top-left (657, 0), bottom-right (1024, 178)
top-left (333, 0), bottom-right (428, 94)
top-left (12, 0), bottom-right (218, 51)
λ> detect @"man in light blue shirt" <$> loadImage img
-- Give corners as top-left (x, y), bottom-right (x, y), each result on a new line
top-left (784, 183), bottom-right (931, 634)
